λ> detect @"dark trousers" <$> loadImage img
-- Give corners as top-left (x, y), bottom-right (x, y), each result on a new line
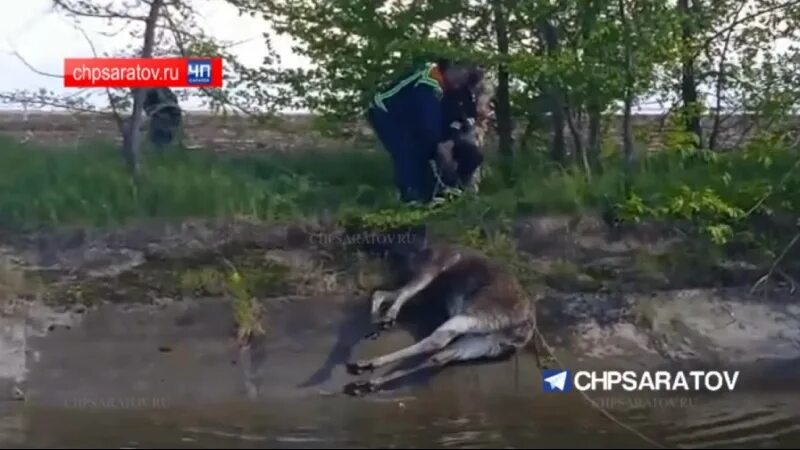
top-left (148, 109), bottom-right (181, 150)
top-left (367, 107), bottom-right (435, 203)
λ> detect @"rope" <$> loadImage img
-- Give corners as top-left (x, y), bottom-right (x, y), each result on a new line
top-left (534, 330), bottom-right (667, 449)
top-left (429, 160), bottom-right (463, 203)
top-left (430, 159), bottom-right (448, 198)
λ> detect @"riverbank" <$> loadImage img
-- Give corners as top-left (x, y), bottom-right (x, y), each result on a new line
top-left (1, 134), bottom-right (799, 408)
top-left (1, 214), bottom-right (799, 405)
top-left (1, 134), bottom-right (798, 242)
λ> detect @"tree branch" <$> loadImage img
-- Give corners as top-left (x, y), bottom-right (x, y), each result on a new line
top-left (751, 232), bottom-right (800, 295)
top-left (709, 0), bottom-right (748, 151)
top-left (121, 0), bottom-right (164, 177)
top-left (52, 0), bottom-right (148, 21)
top-left (161, 4), bottom-right (260, 117)
top-left (70, 20), bottom-right (126, 131)
top-left (695, 0), bottom-right (800, 58)
top-left (743, 156), bottom-right (800, 219)
top-left (0, 92), bottom-right (100, 114)
top-left (657, 99), bottom-right (682, 132)
top-left (8, 49), bottom-right (62, 78)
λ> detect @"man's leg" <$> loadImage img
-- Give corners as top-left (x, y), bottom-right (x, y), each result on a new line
top-left (375, 125), bottom-right (434, 203)
top-left (406, 142), bottom-right (437, 203)
top-left (396, 143), bottom-right (436, 203)
top-left (368, 109), bottom-right (437, 203)
top-left (368, 109), bottom-right (417, 201)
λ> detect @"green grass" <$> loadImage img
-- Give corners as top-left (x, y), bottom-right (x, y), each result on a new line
top-left (1, 135), bottom-right (798, 248)
top-left (0, 137), bottom-right (400, 229)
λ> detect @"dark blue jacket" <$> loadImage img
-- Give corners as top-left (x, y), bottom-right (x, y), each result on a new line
top-left (372, 64), bottom-right (445, 147)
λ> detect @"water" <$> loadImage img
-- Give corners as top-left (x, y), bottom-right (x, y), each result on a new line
top-left (5, 293), bottom-right (800, 448)
top-left (3, 388), bottom-right (799, 448)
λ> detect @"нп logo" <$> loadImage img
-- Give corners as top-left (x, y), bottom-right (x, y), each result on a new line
top-left (187, 59), bottom-right (212, 85)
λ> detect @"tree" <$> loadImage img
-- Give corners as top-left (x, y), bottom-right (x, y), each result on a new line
top-left (618, 0), bottom-right (634, 175)
top-left (492, 0), bottom-right (513, 164)
top-left (229, 0), bottom-right (800, 170)
top-left (663, 0), bottom-right (800, 150)
top-left (1, 0), bottom-right (285, 177)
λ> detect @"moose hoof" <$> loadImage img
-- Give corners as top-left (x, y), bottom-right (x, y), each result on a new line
top-left (343, 380), bottom-right (379, 397)
top-left (378, 318), bottom-right (396, 331)
top-left (377, 300), bottom-right (393, 317)
top-left (346, 360), bottom-right (375, 376)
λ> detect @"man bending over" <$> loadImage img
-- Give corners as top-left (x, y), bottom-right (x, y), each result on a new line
top-left (366, 59), bottom-right (476, 203)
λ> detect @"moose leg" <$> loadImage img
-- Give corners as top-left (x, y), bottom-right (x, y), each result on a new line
top-left (378, 252), bottom-right (462, 327)
top-left (366, 269), bottom-right (438, 336)
top-left (345, 334), bottom-right (513, 395)
top-left (370, 290), bottom-right (396, 321)
top-left (348, 315), bottom-right (490, 375)
top-left (375, 272), bottom-right (436, 327)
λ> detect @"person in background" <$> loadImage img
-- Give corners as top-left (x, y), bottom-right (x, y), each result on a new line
top-left (143, 87), bottom-right (182, 150)
top-left (438, 67), bottom-right (487, 192)
top-left (366, 59), bottom-right (477, 203)
top-left (442, 68), bottom-right (483, 134)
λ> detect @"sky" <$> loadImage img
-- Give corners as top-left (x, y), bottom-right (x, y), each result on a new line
top-left (0, 0), bottom-right (303, 110)
top-left (1, 1), bottom-right (793, 114)
top-left (0, 1), bottom-right (666, 114)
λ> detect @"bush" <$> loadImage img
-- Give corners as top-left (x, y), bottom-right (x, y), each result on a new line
top-left (1, 135), bottom-right (797, 254)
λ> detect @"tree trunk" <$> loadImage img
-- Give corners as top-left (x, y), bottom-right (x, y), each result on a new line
top-left (519, 117), bottom-right (537, 153)
top-left (622, 98), bottom-right (634, 174)
top-left (566, 108), bottom-right (591, 180)
top-left (580, 0), bottom-right (600, 172)
top-left (538, 18), bottom-right (566, 163)
top-left (679, 0), bottom-right (703, 148)
top-left (618, 0), bottom-right (635, 190)
top-left (588, 105), bottom-right (601, 168)
top-left (709, 0), bottom-right (747, 151)
top-left (519, 95), bottom-right (548, 153)
top-left (122, 0), bottom-right (163, 178)
top-left (492, 0), bottom-right (513, 169)
top-left (551, 101), bottom-right (566, 163)
top-left (567, 109), bottom-right (584, 165)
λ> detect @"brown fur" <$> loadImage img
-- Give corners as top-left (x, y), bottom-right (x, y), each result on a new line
top-left (344, 244), bottom-right (537, 395)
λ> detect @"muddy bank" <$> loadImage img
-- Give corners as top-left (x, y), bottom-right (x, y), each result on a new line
top-left (0, 215), bottom-right (798, 405)
top-left (1, 214), bottom-right (787, 300)
top-left (1, 288), bottom-right (798, 407)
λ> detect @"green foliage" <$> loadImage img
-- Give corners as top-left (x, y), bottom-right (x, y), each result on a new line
top-left (455, 224), bottom-right (540, 288)
top-left (2, 133), bottom-right (798, 256)
top-left (340, 205), bottom-right (434, 231)
top-left (179, 267), bottom-right (228, 296)
top-left (228, 0), bottom-right (683, 154)
top-left (227, 0), bottom-right (468, 121)
top-left (0, 137), bottom-right (395, 229)
top-left (614, 134), bottom-right (799, 245)
top-left (226, 269), bottom-right (265, 343)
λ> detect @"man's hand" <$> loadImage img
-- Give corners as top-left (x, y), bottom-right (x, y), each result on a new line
top-left (436, 140), bottom-right (457, 175)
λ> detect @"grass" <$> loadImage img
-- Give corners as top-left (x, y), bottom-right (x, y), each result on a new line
top-left (225, 269), bottom-right (265, 344)
top-left (1, 134), bottom-right (798, 250)
top-left (0, 137), bottom-right (399, 229)
top-left (0, 135), bottom-right (606, 231)
top-left (4, 134), bottom-right (799, 329)
top-left (0, 255), bottom-right (34, 302)
top-left (179, 267), bottom-right (228, 296)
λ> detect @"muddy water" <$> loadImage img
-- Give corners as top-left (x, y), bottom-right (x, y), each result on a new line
top-left (3, 385), bottom-right (800, 448)
top-left (3, 293), bottom-right (800, 449)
